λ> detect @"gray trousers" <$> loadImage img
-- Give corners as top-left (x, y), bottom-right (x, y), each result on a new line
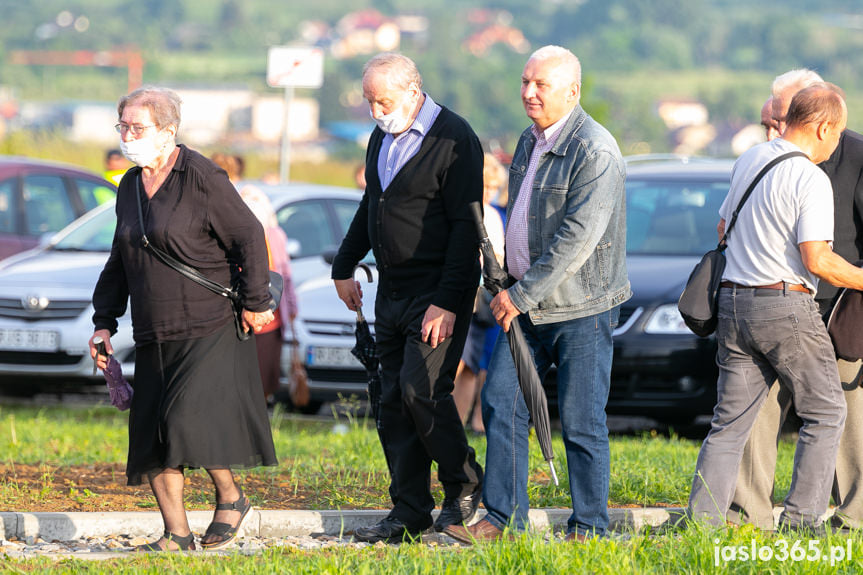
top-left (688, 287), bottom-right (847, 527)
top-left (728, 359), bottom-right (863, 529)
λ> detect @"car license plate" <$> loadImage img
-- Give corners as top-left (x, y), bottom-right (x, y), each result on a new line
top-left (0, 329), bottom-right (60, 352)
top-left (307, 346), bottom-right (360, 368)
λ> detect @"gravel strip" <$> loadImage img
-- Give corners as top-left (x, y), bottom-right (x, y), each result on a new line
top-left (0, 531), bottom-right (467, 560)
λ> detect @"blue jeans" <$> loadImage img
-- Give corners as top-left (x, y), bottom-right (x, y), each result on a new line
top-left (480, 307), bottom-right (618, 537)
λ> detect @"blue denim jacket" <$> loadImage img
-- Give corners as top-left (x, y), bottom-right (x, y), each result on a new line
top-left (507, 106), bottom-right (631, 324)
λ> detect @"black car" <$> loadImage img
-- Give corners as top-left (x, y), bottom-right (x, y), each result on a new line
top-left (605, 157), bottom-right (733, 422)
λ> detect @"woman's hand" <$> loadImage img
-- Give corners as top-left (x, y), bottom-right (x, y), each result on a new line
top-left (89, 330), bottom-right (114, 371)
top-left (241, 309), bottom-right (275, 334)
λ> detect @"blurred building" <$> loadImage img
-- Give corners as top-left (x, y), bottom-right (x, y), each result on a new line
top-left (9, 88), bottom-right (319, 148)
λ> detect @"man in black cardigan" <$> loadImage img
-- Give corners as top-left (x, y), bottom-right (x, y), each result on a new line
top-left (332, 52), bottom-right (484, 543)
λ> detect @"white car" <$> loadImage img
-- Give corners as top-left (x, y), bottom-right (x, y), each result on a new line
top-left (285, 266), bottom-right (378, 412)
top-left (0, 203), bottom-right (136, 389)
top-left (0, 182), bottom-right (362, 393)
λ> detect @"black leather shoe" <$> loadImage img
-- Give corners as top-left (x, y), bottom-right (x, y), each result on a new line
top-left (353, 516), bottom-right (429, 543)
top-left (434, 483), bottom-right (482, 532)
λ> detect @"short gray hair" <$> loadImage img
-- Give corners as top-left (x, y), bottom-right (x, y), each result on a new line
top-left (772, 69), bottom-right (823, 100)
top-left (362, 53), bottom-right (423, 91)
top-left (528, 45), bottom-right (581, 86)
top-left (118, 86), bottom-right (182, 131)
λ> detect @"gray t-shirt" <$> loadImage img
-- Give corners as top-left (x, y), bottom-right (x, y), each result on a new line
top-left (719, 138), bottom-right (834, 291)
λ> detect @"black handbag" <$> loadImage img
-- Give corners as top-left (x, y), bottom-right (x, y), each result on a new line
top-left (678, 151), bottom-right (806, 337)
top-left (826, 262), bottom-right (863, 361)
top-left (135, 177), bottom-right (282, 341)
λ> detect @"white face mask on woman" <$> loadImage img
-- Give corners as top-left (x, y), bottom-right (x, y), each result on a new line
top-left (120, 131), bottom-right (167, 167)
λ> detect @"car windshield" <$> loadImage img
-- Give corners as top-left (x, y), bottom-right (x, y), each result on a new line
top-left (626, 178), bottom-right (729, 256)
top-left (50, 205), bottom-right (116, 252)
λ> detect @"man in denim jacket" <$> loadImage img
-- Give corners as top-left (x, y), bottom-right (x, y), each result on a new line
top-left (445, 45), bottom-right (630, 544)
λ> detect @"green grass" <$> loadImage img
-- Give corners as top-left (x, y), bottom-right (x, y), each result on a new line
top-left (3, 528), bottom-right (863, 574)
top-left (0, 404), bottom-right (852, 573)
top-left (0, 404), bottom-right (799, 509)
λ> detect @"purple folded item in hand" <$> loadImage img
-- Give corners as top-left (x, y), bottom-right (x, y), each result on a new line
top-left (103, 355), bottom-right (133, 411)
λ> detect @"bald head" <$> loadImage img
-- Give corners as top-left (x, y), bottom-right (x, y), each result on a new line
top-left (527, 45), bottom-right (581, 86)
top-left (786, 82), bottom-right (846, 129)
top-left (783, 82), bottom-right (847, 164)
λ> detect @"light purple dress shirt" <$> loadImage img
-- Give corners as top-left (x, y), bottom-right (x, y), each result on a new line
top-left (505, 110), bottom-right (573, 279)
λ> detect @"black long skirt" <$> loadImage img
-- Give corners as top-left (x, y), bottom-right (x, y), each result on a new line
top-left (126, 321), bottom-right (278, 485)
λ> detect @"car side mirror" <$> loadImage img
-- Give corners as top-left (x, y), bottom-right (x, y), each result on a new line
top-left (322, 249), bottom-right (337, 265)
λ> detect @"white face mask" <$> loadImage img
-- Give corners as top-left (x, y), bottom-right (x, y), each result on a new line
top-left (370, 108), bottom-right (411, 134)
top-left (369, 90), bottom-right (417, 134)
top-left (120, 131), bottom-right (166, 167)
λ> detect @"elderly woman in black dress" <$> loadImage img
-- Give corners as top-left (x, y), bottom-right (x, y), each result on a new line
top-left (90, 86), bottom-right (278, 552)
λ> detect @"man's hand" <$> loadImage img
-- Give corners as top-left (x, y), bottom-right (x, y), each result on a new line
top-left (421, 304), bottom-right (455, 349)
top-left (89, 329), bottom-right (114, 371)
top-left (242, 309), bottom-right (275, 334)
top-left (334, 278), bottom-right (364, 311)
top-left (491, 289), bottom-right (521, 332)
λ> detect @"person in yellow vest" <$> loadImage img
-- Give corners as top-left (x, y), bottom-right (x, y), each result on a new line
top-left (103, 148), bottom-right (130, 186)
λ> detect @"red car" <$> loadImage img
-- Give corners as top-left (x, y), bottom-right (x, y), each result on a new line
top-left (0, 156), bottom-right (117, 260)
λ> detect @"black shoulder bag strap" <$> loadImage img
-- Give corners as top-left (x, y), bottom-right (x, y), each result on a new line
top-left (719, 150), bottom-right (808, 248)
top-left (135, 176), bottom-right (238, 303)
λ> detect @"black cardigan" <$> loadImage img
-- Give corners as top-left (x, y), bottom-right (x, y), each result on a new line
top-left (332, 106), bottom-right (482, 312)
top-left (817, 129), bottom-right (863, 302)
top-left (92, 145), bottom-right (270, 345)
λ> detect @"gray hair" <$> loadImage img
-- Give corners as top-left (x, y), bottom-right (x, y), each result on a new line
top-left (772, 69), bottom-right (824, 100)
top-left (117, 86), bottom-right (182, 131)
top-left (362, 53), bottom-right (423, 91)
top-left (528, 45), bottom-right (581, 86)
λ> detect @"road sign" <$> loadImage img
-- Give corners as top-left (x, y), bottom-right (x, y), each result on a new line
top-left (267, 46), bottom-right (324, 89)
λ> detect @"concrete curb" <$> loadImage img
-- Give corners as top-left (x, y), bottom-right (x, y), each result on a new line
top-left (0, 507), bottom-right (685, 542)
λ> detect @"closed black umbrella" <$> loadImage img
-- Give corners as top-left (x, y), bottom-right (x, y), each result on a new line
top-left (349, 263), bottom-right (394, 475)
top-left (349, 263), bottom-right (381, 420)
top-left (469, 202), bottom-right (558, 485)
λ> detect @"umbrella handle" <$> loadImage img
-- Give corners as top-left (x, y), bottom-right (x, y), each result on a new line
top-left (353, 263), bottom-right (373, 283)
top-left (352, 263), bottom-right (373, 322)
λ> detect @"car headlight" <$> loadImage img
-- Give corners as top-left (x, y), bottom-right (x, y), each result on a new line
top-left (643, 304), bottom-right (693, 334)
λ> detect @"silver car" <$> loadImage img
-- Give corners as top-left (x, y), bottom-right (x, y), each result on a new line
top-left (0, 182), bottom-right (362, 393)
